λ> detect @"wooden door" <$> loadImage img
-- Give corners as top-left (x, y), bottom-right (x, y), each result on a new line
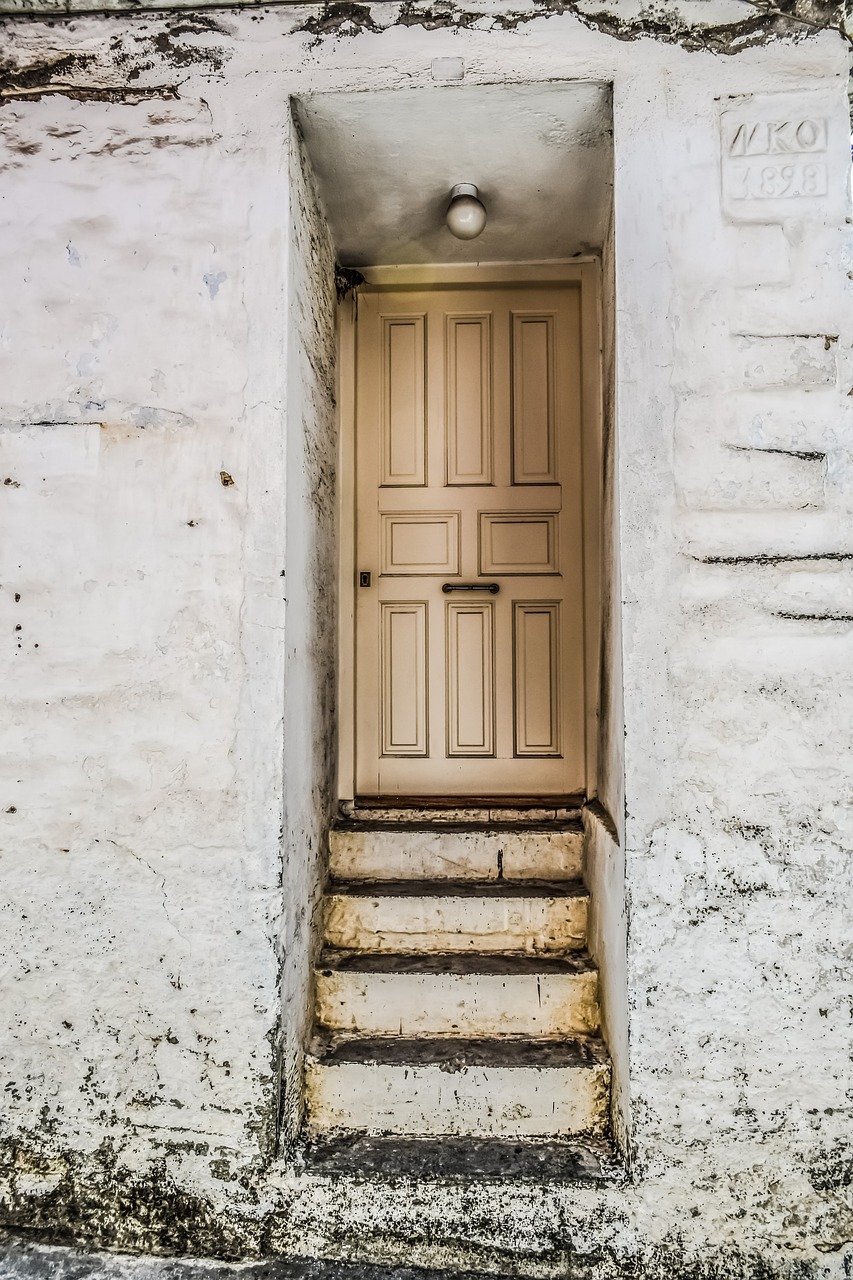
top-left (353, 282), bottom-right (585, 797)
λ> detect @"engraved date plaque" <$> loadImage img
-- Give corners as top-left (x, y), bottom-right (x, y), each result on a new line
top-left (720, 93), bottom-right (839, 222)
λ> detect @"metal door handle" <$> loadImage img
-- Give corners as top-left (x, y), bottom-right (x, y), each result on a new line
top-left (442, 582), bottom-right (500, 594)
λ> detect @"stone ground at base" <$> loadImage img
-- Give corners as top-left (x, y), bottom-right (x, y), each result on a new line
top-left (0, 1236), bottom-right (497, 1280)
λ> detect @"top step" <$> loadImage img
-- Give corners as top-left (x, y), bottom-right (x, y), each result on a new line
top-left (330, 822), bottom-right (584, 882)
top-left (340, 799), bottom-right (583, 825)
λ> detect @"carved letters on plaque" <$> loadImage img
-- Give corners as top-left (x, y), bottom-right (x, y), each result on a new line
top-left (725, 118), bottom-right (827, 157)
top-left (725, 118), bottom-right (827, 202)
top-left (720, 98), bottom-right (834, 220)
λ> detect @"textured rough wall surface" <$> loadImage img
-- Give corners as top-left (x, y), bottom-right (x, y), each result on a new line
top-left (0, 50), bottom-right (300, 1257)
top-left (279, 115), bottom-right (337, 1145)
top-left (0, 2), bottom-right (852, 1277)
top-left (0, 78), bottom-right (294, 1148)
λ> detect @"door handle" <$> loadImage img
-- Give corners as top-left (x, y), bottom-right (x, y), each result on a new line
top-left (442, 582), bottom-right (500, 594)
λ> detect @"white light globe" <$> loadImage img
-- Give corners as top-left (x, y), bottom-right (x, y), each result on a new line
top-left (446, 183), bottom-right (487, 240)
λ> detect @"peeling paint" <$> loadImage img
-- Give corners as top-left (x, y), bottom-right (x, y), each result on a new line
top-left (0, 3), bottom-right (850, 1277)
top-left (290, 0), bottom-right (852, 53)
top-left (298, 2), bottom-right (381, 40)
top-left (0, 15), bottom-right (230, 102)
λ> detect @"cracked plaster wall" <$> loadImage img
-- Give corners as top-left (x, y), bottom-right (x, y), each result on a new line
top-left (0, 3), bottom-right (852, 1277)
top-left (279, 112), bottom-right (338, 1145)
top-left (0, 57), bottom-right (297, 1217)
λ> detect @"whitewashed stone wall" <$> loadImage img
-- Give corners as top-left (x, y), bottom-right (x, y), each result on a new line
top-left (0, 84), bottom-right (293, 1161)
top-left (0, 4), bottom-right (851, 1275)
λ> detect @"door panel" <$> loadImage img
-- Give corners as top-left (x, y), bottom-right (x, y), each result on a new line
top-left (382, 316), bottom-right (426, 486)
top-left (513, 602), bottom-right (561, 756)
top-left (511, 313), bottom-right (557, 484)
top-left (380, 602), bottom-right (428, 756)
top-left (355, 283), bottom-right (584, 797)
top-left (381, 513), bottom-right (460, 575)
top-left (446, 602), bottom-right (495, 757)
top-left (446, 315), bottom-right (492, 486)
top-left (479, 512), bottom-right (558, 575)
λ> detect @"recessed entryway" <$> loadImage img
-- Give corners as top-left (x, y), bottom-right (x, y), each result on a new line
top-left (292, 80), bottom-right (623, 1156)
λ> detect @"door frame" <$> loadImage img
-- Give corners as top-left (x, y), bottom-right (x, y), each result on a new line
top-left (336, 260), bottom-right (603, 803)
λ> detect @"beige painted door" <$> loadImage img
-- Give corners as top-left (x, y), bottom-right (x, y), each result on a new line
top-left (354, 282), bottom-right (584, 797)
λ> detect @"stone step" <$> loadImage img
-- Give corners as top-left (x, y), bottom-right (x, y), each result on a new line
top-left (339, 801), bottom-right (583, 824)
top-left (329, 823), bottom-right (584, 882)
top-left (323, 879), bottom-right (588, 954)
top-left (299, 1131), bottom-right (620, 1181)
top-left (314, 950), bottom-right (600, 1038)
top-left (304, 1034), bottom-right (610, 1138)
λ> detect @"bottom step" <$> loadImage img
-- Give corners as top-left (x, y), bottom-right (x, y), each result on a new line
top-left (299, 1133), bottom-right (621, 1182)
top-left (305, 1036), bottom-right (610, 1139)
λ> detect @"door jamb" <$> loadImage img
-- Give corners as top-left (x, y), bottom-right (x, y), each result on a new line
top-left (336, 259), bottom-right (604, 803)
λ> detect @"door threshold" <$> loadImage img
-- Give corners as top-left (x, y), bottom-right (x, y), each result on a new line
top-left (339, 795), bottom-right (584, 825)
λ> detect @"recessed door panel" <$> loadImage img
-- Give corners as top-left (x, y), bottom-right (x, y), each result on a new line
top-left (513, 602), bottom-right (560, 756)
top-left (480, 513), bottom-right (558, 575)
top-left (447, 602), bottom-right (495, 757)
top-left (380, 602), bottom-right (428, 756)
top-left (382, 316), bottom-right (426, 486)
top-left (381, 513), bottom-right (460, 575)
top-left (512, 314), bottom-right (557, 484)
top-left (354, 282), bottom-right (585, 796)
top-left (446, 315), bottom-right (492, 486)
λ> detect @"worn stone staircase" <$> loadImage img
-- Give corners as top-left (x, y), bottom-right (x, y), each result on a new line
top-left (304, 812), bottom-right (611, 1141)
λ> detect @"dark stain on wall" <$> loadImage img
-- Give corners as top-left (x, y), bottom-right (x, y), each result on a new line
top-left (810, 1144), bottom-right (853, 1193)
top-left (298, 2), bottom-right (381, 38)
top-left (148, 19), bottom-right (230, 69)
top-left (1, 1172), bottom-right (848, 1280)
top-left (698, 551), bottom-right (853, 566)
top-left (775, 611), bottom-right (853, 622)
top-left (0, 13), bottom-right (230, 102)
top-left (293, 0), bottom-right (850, 52)
top-left (0, 50), bottom-right (96, 96)
top-left (726, 445), bottom-right (827, 463)
top-left (1, 1124), bottom-right (850, 1273)
top-left (1, 0), bottom-right (848, 55)
top-left (0, 1135), bottom-right (259, 1259)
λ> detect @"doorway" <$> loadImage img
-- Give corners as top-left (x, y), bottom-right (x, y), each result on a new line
top-left (339, 262), bottom-right (602, 800)
top-left (293, 80), bottom-right (613, 804)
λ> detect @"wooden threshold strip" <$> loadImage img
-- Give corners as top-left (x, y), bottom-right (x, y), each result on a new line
top-left (353, 794), bottom-right (586, 810)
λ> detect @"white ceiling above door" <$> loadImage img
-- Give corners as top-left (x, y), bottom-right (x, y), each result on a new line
top-left (295, 81), bottom-right (613, 266)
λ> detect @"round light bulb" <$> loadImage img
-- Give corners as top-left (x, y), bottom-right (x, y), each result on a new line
top-left (445, 183), bottom-right (487, 240)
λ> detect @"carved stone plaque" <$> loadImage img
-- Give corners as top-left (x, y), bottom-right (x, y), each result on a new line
top-left (720, 92), bottom-right (840, 222)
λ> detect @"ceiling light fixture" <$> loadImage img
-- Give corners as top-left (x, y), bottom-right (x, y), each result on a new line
top-left (445, 183), bottom-right (487, 240)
